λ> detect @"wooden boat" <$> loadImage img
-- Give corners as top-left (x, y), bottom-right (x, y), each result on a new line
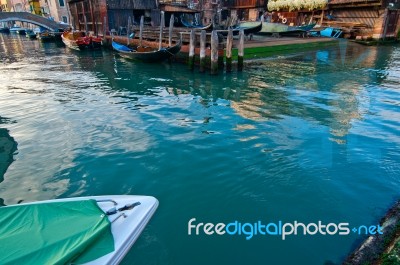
top-left (62, 31), bottom-right (102, 50)
top-left (0, 27), bottom-right (10, 33)
top-left (180, 16), bottom-right (213, 31)
top-left (76, 36), bottom-right (103, 50)
top-left (0, 195), bottom-right (159, 265)
top-left (239, 21), bottom-right (316, 37)
top-left (112, 39), bottom-right (182, 62)
top-left (217, 22), bottom-right (262, 36)
top-left (9, 26), bottom-right (27, 35)
top-left (25, 29), bottom-right (37, 39)
top-left (38, 31), bottom-right (55, 42)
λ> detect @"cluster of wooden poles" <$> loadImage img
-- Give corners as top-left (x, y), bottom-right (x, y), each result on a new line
top-left (107, 11), bottom-right (245, 73)
top-left (187, 28), bottom-right (245, 75)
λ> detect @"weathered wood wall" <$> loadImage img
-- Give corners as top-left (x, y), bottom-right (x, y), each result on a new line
top-left (331, 8), bottom-right (381, 28)
top-left (223, 0), bottom-right (265, 8)
top-left (106, 0), bottom-right (156, 9)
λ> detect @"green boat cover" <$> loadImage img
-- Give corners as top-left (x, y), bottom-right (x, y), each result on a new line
top-left (0, 199), bottom-right (114, 265)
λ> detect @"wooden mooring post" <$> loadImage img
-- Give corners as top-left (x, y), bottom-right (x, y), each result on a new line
top-left (211, 30), bottom-right (219, 75)
top-left (188, 30), bottom-right (195, 70)
top-left (226, 28), bottom-right (233, 72)
top-left (169, 14), bottom-right (174, 47)
top-left (127, 16), bottom-right (131, 45)
top-left (159, 11), bottom-right (165, 50)
top-left (139, 16), bottom-right (144, 47)
top-left (84, 15), bottom-right (88, 35)
top-left (103, 16), bottom-right (106, 37)
top-left (238, 29), bottom-right (244, 72)
top-left (199, 30), bottom-right (206, 73)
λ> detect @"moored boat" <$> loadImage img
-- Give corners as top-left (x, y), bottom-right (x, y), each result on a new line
top-left (112, 39), bottom-right (182, 62)
top-left (217, 22), bottom-right (262, 36)
top-left (9, 26), bottom-right (27, 35)
top-left (25, 29), bottom-right (37, 39)
top-left (0, 195), bottom-right (159, 265)
top-left (62, 31), bottom-right (102, 50)
top-left (239, 21), bottom-right (316, 36)
top-left (76, 35), bottom-right (103, 50)
top-left (0, 27), bottom-right (10, 33)
top-left (38, 31), bottom-right (55, 42)
top-left (180, 15), bottom-right (213, 30)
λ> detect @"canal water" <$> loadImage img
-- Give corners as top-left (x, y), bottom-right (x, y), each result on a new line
top-left (0, 33), bottom-right (399, 265)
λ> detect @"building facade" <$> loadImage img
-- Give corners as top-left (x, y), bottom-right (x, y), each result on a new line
top-left (328, 0), bottom-right (400, 39)
top-left (222, 0), bottom-right (266, 21)
top-left (0, 0), bottom-right (11, 11)
top-left (40, 0), bottom-right (69, 23)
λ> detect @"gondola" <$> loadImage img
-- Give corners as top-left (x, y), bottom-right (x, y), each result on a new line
top-left (180, 16), bottom-right (213, 31)
top-left (239, 21), bottom-right (316, 37)
top-left (112, 39), bottom-right (182, 62)
top-left (216, 22), bottom-right (262, 36)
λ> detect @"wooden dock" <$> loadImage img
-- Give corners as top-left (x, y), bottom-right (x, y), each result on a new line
top-left (104, 28), bottom-right (338, 71)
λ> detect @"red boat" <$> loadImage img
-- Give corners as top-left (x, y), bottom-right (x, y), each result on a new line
top-left (62, 31), bottom-right (102, 51)
top-left (75, 36), bottom-right (102, 50)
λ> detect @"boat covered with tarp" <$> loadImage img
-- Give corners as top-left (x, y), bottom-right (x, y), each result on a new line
top-left (0, 195), bottom-right (158, 265)
top-left (217, 22), bottom-right (262, 36)
top-left (239, 21), bottom-right (316, 36)
top-left (180, 15), bottom-right (212, 30)
top-left (112, 39), bottom-right (182, 62)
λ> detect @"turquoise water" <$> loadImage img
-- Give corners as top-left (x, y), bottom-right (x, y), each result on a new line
top-left (0, 34), bottom-right (399, 264)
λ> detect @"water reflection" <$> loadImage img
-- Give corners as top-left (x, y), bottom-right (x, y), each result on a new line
top-left (0, 117), bottom-right (18, 183)
top-left (0, 33), bottom-right (400, 265)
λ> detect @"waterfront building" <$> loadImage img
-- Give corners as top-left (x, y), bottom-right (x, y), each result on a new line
top-left (39, 0), bottom-right (69, 23)
top-left (66, 0), bottom-right (267, 35)
top-left (327, 0), bottom-right (400, 39)
top-left (0, 0), bottom-right (11, 12)
top-left (8, 0), bottom-right (28, 12)
top-left (266, 0), bottom-right (400, 39)
top-left (221, 0), bottom-right (266, 21)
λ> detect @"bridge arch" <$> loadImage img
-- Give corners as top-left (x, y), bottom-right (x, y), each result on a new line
top-left (0, 12), bottom-right (69, 31)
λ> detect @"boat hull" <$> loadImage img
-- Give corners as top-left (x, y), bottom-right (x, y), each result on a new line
top-left (0, 27), bottom-right (10, 33)
top-left (77, 36), bottom-right (103, 50)
top-left (113, 40), bottom-right (182, 62)
top-left (239, 22), bottom-right (316, 36)
top-left (3, 195), bottom-right (159, 265)
top-left (62, 31), bottom-right (102, 51)
top-left (218, 22), bottom-right (262, 36)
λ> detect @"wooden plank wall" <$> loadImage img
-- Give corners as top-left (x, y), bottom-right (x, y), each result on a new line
top-left (106, 0), bottom-right (156, 9)
top-left (329, 0), bottom-right (381, 4)
top-left (332, 8), bottom-right (381, 28)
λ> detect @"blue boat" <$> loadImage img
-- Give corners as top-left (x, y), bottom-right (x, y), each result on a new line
top-left (112, 39), bottom-right (182, 62)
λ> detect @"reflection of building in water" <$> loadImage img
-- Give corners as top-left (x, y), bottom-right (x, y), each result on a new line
top-left (0, 128), bottom-right (17, 183)
top-left (229, 44), bottom-right (394, 143)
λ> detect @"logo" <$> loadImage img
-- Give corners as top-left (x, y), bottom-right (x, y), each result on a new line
top-left (188, 218), bottom-right (383, 240)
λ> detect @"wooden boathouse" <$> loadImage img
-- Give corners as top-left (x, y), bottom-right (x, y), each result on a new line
top-left (327, 0), bottom-right (400, 39)
top-left (266, 0), bottom-right (400, 40)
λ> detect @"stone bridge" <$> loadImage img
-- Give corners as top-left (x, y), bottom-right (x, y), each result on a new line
top-left (0, 12), bottom-right (69, 31)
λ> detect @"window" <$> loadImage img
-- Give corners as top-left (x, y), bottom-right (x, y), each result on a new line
top-left (62, 16), bottom-right (68, 23)
top-left (59, 0), bottom-right (64, 7)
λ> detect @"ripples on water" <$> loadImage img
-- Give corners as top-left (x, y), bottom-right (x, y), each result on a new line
top-left (0, 34), bottom-right (399, 265)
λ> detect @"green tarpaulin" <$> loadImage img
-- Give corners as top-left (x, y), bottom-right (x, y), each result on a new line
top-left (0, 199), bottom-right (114, 265)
